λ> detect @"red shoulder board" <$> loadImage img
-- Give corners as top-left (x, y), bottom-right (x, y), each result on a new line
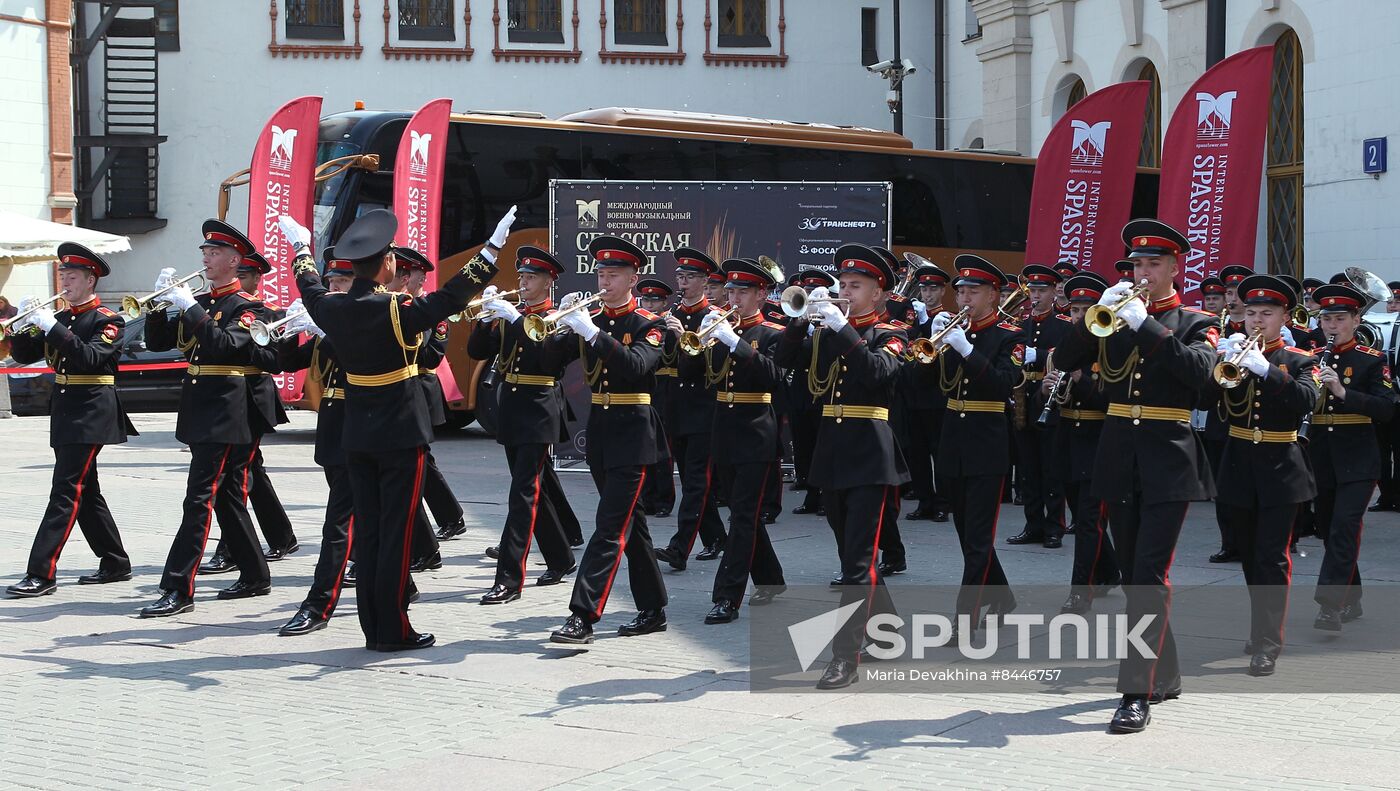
top-left (884, 335), bottom-right (906, 356)
top-left (1054, 313), bottom-right (1073, 322)
top-left (998, 321), bottom-right (1020, 332)
top-left (97, 306), bottom-right (117, 317)
top-left (1286, 346), bottom-right (1311, 355)
top-left (238, 311), bottom-right (256, 329)
top-left (761, 321), bottom-right (786, 331)
top-left (644, 325), bottom-right (663, 346)
top-left (263, 297), bottom-right (282, 311)
top-left (1205, 325), bottom-right (1221, 346)
top-left (875, 322), bottom-right (902, 331)
top-left (1182, 305), bottom-right (1213, 315)
top-left (400, 295), bottom-right (413, 307)
top-left (636, 308), bottom-right (659, 320)
top-left (100, 323), bottom-right (119, 343)
top-left (434, 321), bottom-right (449, 341)
top-left (1359, 345), bottom-right (1383, 357)
top-left (238, 291), bottom-right (260, 302)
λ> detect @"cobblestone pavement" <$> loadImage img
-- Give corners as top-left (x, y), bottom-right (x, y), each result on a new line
top-left (1, 413), bottom-right (1398, 789)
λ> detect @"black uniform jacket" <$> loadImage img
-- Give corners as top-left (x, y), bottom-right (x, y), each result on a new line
top-left (1053, 292), bottom-right (1218, 504)
top-left (678, 312), bottom-right (786, 466)
top-left (249, 294), bottom-right (290, 432)
top-left (1306, 339), bottom-right (1395, 485)
top-left (548, 297), bottom-right (669, 470)
top-left (146, 282), bottom-right (279, 446)
top-left (9, 298), bottom-right (134, 447)
top-left (919, 312), bottom-right (1020, 478)
top-left (1021, 309), bottom-right (1074, 427)
top-left (1051, 360), bottom-right (1109, 484)
top-left (775, 310), bottom-right (910, 489)
top-left (1206, 338), bottom-right (1317, 507)
top-left (669, 297), bottom-right (721, 437)
top-left (294, 252), bottom-right (496, 453)
top-left (416, 316), bottom-right (449, 427)
top-left (279, 335), bottom-right (347, 468)
top-left (466, 299), bottom-right (572, 447)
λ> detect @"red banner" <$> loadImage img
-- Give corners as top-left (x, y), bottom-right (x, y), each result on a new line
top-left (1157, 46), bottom-right (1274, 304)
top-left (1024, 81), bottom-right (1150, 281)
top-left (392, 98), bottom-right (463, 401)
top-left (248, 95), bottom-right (323, 402)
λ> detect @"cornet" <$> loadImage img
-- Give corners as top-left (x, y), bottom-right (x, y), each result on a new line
top-left (1213, 330), bottom-right (1264, 388)
top-left (677, 307), bottom-right (739, 355)
top-left (910, 307), bottom-right (970, 364)
top-left (779, 285), bottom-right (849, 325)
top-left (122, 271), bottom-right (209, 319)
top-left (523, 292), bottom-right (605, 342)
top-left (250, 310), bottom-right (309, 346)
top-left (0, 294), bottom-right (67, 336)
top-left (1084, 280), bottom-right (1150, 337)
top-left (448, 288), bottom-right (523, 323)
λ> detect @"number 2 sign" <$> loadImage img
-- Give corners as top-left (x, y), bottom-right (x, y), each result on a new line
top-left (1364, 138), bottom-right (1387, 175)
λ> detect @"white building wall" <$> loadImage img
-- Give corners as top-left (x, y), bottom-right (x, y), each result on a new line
top-left (0, 2), bottom-right (56, 300)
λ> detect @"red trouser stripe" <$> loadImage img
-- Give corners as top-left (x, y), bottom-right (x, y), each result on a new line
top-left (685, 460), bottom-right (714, 555)
top-left (191, 446), bottom-right (233, 598)
top-left (516, 449), bottom-right (547, 592)
top-left (1089, 502), bottom-right (1109, 596)
top-left (1146, 504), bottom-right (1188, 694)
top-left (45, 446), bottom-right (99, 580)
top-left (973, 478), bottom-right (1006, 616)
top-left (595, 468), bottom-right (647, 619)
top-left (321, 515), bottom-right (354, 620)
top-left (398, 448), bottom-right (427, 636)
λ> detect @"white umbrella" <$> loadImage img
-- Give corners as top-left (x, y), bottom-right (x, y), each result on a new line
top-left (0, 209), bottom-right (132, 266)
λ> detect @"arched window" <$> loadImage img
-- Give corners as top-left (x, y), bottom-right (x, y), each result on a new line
top-left (1136, 61), bottom-right (1161, 167)
top-left (1267, 29), bottom-right (1303, 278)
top-left (1066, 78), bottom-right (1086, 111)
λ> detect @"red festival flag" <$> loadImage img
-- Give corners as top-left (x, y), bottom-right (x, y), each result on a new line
top-left (1157, 46), bottom-right (1274, 304)
top-left (1024, 81), bottom-right (1150, 281)
top-left (247, 95), bottom-right (322, 403)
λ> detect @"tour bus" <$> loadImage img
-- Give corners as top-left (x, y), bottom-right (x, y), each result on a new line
top-left (310, 106), bottom-right (1160, 429)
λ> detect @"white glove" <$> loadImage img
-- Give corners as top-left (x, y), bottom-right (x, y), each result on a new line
top-left (814, 300), bottom-right (848, 332)
top-left (31, 307), bottom-right (57, 333)
top-left (306, 323), bottom-right (326, 339)
top-left (943, 325), bottom-right (973, 358)
top-left (912, 300), bottom-right (929, 326)
top-left (286, 298), bottom-right (305, 316)
top-left (560, 302), bottom-right (599, 342)
top-left (6, 313), bottom-right (35, 334)
top-left (166, 285), bottom-right (197, 312)
top-left (278, 215), bottom-right (312, 253)
top-left (1024, 347), bottom-right (1038, 366)
top-left (1117, 295), bottom-right (1148, 330)
top-left (483, 298), bottom-right (521, 324)
top-left (1218, 332), bottom-right (1246, 356)
top-left (488, 205), bottom-right (518, 249)
top-left (929, 311), bottom-right (952, 333)
top-left (480, 284), bottom-right (499, 300)
top-left (284, 310), bottom-right (318, 336)
top-left (154, 267), bottom-right (176, 292)
top-left (1098, 281), bottom-right (1133, 306)
top-left (701, 311), bottom-right (741, 351)
top-left (1281, 326), bottom-right (1295, 347)
top-left (1241, 345), bottom-right (1271, 377)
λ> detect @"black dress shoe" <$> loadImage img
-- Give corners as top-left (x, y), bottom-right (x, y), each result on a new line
top-left (536, 564), bottom-right (577, 586)
top-left (199, 548), bottom-right (238, 575)
top-left (816, 658), bottom-right (859, 689)
top-left (1314, 606), bottom-right (1343, 632)
top-left (1005, 530), bottom-right (1043, 545)
top-left (1109, 696), bottom-right (1151, 733)
top-left (653, 546), bottom-right (686, 571)
top-left (981, 596), bottom-right (1018, 627)
top-left (791, 503), bottom-right (817, 515)
top-left (618, 609), bottom-right (668, 637)
top-left (705, 600), bottom-right (740, 624)
top-left (762, 512), bottom-right (778, 525)
top-left (901, 489), bottom-right (918, 501)
top-left (816, 506), bottom-right (826, 516)
top-left (279, 607), bottom-right (328, 636)
top-left (877, 560), bottom-right (907, 576)
top-left (569, 537), bottom-right (585, 548)
top-left (906, 508), bottom-right (934, 521)
top-left (791, 481), bottom-right (809, 492)
top-left (1148, 680), bottom-right (1182, 704)
top-left (750, 585), bottom-right (785, 606)
top-left (1248, 653), bottom-right (1276, 677)
top-left (654, 508), bottom-right (672, 518)
top-left (1060, 592), bottom-right (1090, 615)
top-left (829, 572), bottom-right (848, 587)
top-left (410, 553), bottom-right (443, 572)
top-left (342, 563), bottom-right (357, 588)
top-left (1063, 524), bottom-right (1075, 535)
top-left (1341, 602), bottom-right (1364, 623)
top-left (263, 541), bottom-right (299, 561)
top-left (484, 545), bottom-right (501, 559)
top-left (435, 518), bottom-right (467, 541)
top-left (550, 615), bottom-right (594, 644)
top-left (372, 633), bottom-right (436, 652)
top-left (140, 590), bottom-right (194, 618)
top-left (480, 584), bottom-right (521, 605)
top-left (1368, 500), bottom-right (1396, 512)
top-left (217, 580), bottom-right (272, 600)
top-left (78, 568), bottom-right (132, 585)
top-left (1012, 493), bottom-right (1024, 506)
top-left (1209, 548), bottom-right (1240, 563)
top-left (6, 575), bottom-right (56, 598)
top-left (931, 510), bottom-right (949, 523)
top-left (1042, 536), bottom-right (1063, 549)
top-left (695, 544), bottom-right (723, 561)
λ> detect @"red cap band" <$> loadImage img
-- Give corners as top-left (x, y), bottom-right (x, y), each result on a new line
top-left (841, 259), bottom-right (888, 288)
top-left (596, 248), bottom-right (641, 267)
top-left (728, 270), bottom-right (765, 285)
top-left (204, 231), bottom-right (250, 255)
top-left (1131, 235), bottom-right (1182, 254)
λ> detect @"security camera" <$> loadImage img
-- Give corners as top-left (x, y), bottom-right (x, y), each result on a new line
top-left (866, 59), bottom-right (895, 74)
top-left (900, 58), bottom-right (917, 75)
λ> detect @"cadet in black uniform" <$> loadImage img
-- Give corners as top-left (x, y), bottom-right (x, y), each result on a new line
top-left (788, 268), bottom-right (837, 516)
top-left (1203, 264), bottom-right (1255, 564)
top-left (1006, 264), bottom-right (1071, 549)
top-left (1051, 273), bottom-right (1121, 615)
top-left (637, 278), bottom-right (677, 518)
top-left (1372, 280), bottom-right (1400, 512)
top-left (1207, 275), bottom-right (1316, 676)
top-left (280, 208), bottom-right (500, 651)
top-left (694, 258), bottom-right (789, 624)
top-left (923, 255), bottom-right (1020, 631)
top-left (1053, 219), bottom-right (1218, 734)
top-left (5, 244), bottom-right (133, 597)
top-left (468, 246), bottom-right (580, 604)
top-left (655, 248), bottom-right (727, 570)
top-left (1113, 259), bottom-right (1135, 285)
top-left (1052, 262), bottom-right (1078, 314)
top-left (904, 263), bottom-right (950, 522)
top-left (140, 220), bottom-right (281, 617)
top-left (549, 236), bottom-right (671, 645)
top-left (1307, 282), bottom-right (1395, 630)
top-left (775, 244), bottom-right (909, 689)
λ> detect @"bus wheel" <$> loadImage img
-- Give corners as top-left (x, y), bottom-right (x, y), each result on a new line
top-left (472, 374), bottom-right (500, 438)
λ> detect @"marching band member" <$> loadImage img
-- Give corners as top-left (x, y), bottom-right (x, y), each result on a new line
top-left (903, 263), bottom-right (950, 523)
top-left (468, 246), bottom-right (580, 604)
top-left (1203, 263), bottom-right (1256, 565)
top-left (1200, 276), bottom-right (1227, 318)
top-left (1113, 259), bottom-right (1135, 285)
top-left (692, 258), bottom-right (789, 623)
top-left (279, 208), bottom-right (500, 651)
top-left (655, 248), bottom-right (727, 571)
top-left (1207, 274), bottom-right (1316, 677)
top-left (548, 236), bottom-right (671, 645)
top-left (1372, 280), bottom-right (1400, 512)
top-left (704, 267), bottom-right (728, 308)
top-left (1052, 262), bottom-right (1078, 315)
top-left (775, 244), bottom-right (909, 689)
top-left (788, 268), bottom-right (837, 518)
top-left (5, 244), bottom-right (133, 597)
top-left (637, 277), bottom-right (677, 518)
top-left (1307, 281), bottom-right (1395, 631)
top-left (1052, 218), bottom-right (1218, 733)
top-left (140, 220), bottom-right (282, 617)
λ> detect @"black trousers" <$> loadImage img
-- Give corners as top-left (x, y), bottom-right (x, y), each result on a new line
top-left (302, 465), bottom-right (355, 619)
top-left (213, 442), bottom-right (296, 557)
top-left (944, 474), bottom-right (1012, 616)
top-left (712, 461), bottom-right (786, 604)
top-left (347, 447), bottom-right (427, 645)
top-left (422, 448), bottom-right (464, 528)
top-left (26, 444), bottom-right (128, 581)
top-left (569, 465), bottom-right (668, 622)
top-left (665, 433), bottom-right (726, 555)
top-left (643, 451), bottom-right (676, 514)
top-left (1314, 479), bottom-right (1373, 610)
top-left (1066, 480), bottom-right (1120, 594)
top-left (826, 481), bottom-right (905, 568)
top-left (905, 408), bottom-right (948, 511)
top-left (791, 407), bottom-right (823, 509)
top-left (161, 443), bottom-right (269, 597)
top-left (1230, 502), bottom-right (1297, 659)
top-left (1202, 437), bottom-right (1234, 552)
top-left (410, 505), bottom-right (441, 561)
top-left (542, 460), bottom-right (584, 544)
top-left (1012, 423), bottom-right (1065, 539)
top-left (1376, 422), bottom-right (1400, 506)
top-left (1107, 497), bottom-right (1189, 696)
top-left (494, 443), bottom-right (576, 591)
top-left (827, 485), bottom-right (898, 662)
top-left (761, 452), bottom-right (784, 518)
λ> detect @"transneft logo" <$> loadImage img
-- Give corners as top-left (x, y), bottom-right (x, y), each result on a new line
top-left (799, 217), bottom-right (879, 231)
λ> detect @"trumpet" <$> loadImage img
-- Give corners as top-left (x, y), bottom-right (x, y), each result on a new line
top-left (447, 288), bottom-right (523, 323)
top-left (121, 271), bottom-right (209, 319)
top-left (779, 285), bottom-right (850, 324)
top-left (1291, 304), bottom-right (1318, 325)
top-left (1213, 330), bottom-right (1264, 388)
top-left (910, 307), bottom-right (970, 364)
top-left (523, 292), bottom-right (605, 341)
top-left (1084, 280), bottom-right (1150, 337)
top-left (0, 293), bottom-right (67, 336)
top-left (250, 310), bottom-right (309, 346)
top-left (678, 307), bottom-right (740, 355)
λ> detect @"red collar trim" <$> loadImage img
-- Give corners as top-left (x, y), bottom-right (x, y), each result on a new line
top-left (1263, 336), bottom-right (1286, 354)
top-left (1148, 292), bottom-right (1180, 314)
top-left (603, 298), bottom-right (636, 318)
top-left (679, 296), bottom-right (710, 315)
top-left (210, 280), bottom-right (241, 298)
top-left (849, 310), bottom-right (880, 329)
top-left (523, 299), bottom-right (552, 315)
top-left (68, 296), bottom-right (101, 315)
top-left (736, 311), bottom-right (763, 330)
top-left (969, 312), bottom-right (998, 332)
top-left (1031, 309), bottom-right (1053, 321)
top-left (1334, 338), bottom-right (1356, 354)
